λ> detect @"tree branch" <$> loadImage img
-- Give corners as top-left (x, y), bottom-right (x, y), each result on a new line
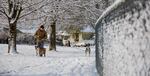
top-left (22, 0), bottom-right (46, 10)
top-left (0, 8), bottom-right (9, 18)
top-left (19, 2), bottom-right (50, 19)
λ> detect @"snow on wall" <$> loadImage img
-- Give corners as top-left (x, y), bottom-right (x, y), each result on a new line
top-left (95, 0), bottom-right (150, 76)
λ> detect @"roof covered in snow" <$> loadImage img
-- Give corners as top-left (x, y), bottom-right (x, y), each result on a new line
top-left (57, 31), bottom-right (70, 36)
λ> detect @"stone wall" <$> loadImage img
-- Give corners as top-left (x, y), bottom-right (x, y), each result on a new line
top-left (95, 0), bottom-right (150, 76)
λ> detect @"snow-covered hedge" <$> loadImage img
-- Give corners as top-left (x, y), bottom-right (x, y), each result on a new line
top-left (0, 28), bottom-right (35, 45)
top-left (95, 0), bottom-right (150, 76)
top-left (16, 33), bottom-right (35, 45)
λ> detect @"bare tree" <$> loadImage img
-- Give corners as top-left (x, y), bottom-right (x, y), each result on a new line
top-left (41, 0), bottom-right (63, 51)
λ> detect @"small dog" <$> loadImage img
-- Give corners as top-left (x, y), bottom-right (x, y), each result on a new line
top-left (85, 46), bottom-right (91, 56)
top-left (35, 46), bottom-right (46, 57)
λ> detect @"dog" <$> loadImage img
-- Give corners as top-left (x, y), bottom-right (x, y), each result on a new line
top-left (85, 46), bottom-right (91, 56)
top-left (35, 46), bottom-right (46, 57)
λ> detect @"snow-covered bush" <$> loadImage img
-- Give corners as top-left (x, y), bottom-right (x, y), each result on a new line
top-left (0, 28), bottom-right (35, 45)
top-left (16, 33), bottom-right (35, 45)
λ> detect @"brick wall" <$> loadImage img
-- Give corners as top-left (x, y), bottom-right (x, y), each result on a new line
top-left (95, 0), bottom-right (150, 76)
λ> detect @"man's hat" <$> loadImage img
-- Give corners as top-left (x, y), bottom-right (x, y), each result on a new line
top-left (40, 25), bottom-right (44, 29)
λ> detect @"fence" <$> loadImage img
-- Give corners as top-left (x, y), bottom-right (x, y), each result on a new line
top-left (95, 0), bottom-right (150, 76)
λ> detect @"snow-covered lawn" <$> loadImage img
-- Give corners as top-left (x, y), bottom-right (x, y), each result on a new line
top-left (0, 44), bottom-right (97, 76)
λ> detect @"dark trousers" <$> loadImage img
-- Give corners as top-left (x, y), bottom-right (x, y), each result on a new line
top-left (36, 40), bottom-right (44, 48)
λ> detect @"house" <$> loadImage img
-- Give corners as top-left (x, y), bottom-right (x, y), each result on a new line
top-left (57, 26), bottom-right (95, 46)
top-left (69, 26), bottom-right (95, 43)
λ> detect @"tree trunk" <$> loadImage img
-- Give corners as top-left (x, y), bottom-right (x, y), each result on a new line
top-left (49, 21), bottom-right (56, 51)
top-left (8, 22), bottom-right (18, 54)
top-left (6, 0), bottom-right (22, 54)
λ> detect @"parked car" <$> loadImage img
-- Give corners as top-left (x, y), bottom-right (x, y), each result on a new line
top-left (74, 42), bottom-right (86, 47)
top-left (56, 38), bottom-right (63, 46)
top-left (73, 40), bottom-right (95, 47)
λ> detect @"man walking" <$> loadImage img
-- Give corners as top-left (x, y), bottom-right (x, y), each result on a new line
top-left (34, 25), bottom-right (47, 54)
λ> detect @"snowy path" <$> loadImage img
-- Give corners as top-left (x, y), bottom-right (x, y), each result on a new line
top-left (0, 44), bottom-right (97, 76)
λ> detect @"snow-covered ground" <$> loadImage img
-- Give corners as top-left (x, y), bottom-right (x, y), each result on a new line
top-left (0, 44), bottom-right (97, 76)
